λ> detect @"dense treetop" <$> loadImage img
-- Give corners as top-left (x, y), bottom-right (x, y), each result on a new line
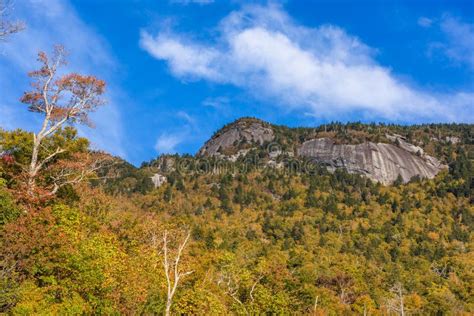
top-left (1, 120), bottom-right (472, 314)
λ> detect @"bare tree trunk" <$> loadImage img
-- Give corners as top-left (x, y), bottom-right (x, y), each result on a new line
top-left (313, 295), bottom-right (319, 314)
top-left (160, 230), bottom-right (193, 316)
top-left (399, 286), bottom-right (405, 316)
top-left (165, 299), bottom-right (172, 316)
top-left (26, 61), bottom-right (54, 196)
top-left (386, 282), bottom-right (405, 316)
top-left (19, 46), bottom-right (106, 198)
top-left (27, 135), bottom-right (41, 195)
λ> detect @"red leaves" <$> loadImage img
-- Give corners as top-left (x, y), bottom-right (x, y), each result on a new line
top-left (19, 91), bottom-right (44, 113)
top-left (1, 207), bottom-right (72, 278)
top-left (44, 151), bottom-right (115, 196)
top-left (1, 154), bottom-right (15, 165)
top-left (20, 45), bottom-right (106, 126)
top-left (56, 73), bottom-right (106, 96)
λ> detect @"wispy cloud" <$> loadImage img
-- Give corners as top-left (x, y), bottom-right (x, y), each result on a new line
top-left (155, 132), bottom-right (185, 154)
top-left (177, 110), bottom-right (196, 126)
top-left (140, 31), bottom-right (220, 80)
top-left (202, 96), bottom-right (230, 110)
top-left (141, 4), bottom-right (473, 123)
top-left (439, 15), bottom-right (474, 69)
top-left (153, 111), bottom-right (200, 154)
top-left (418, 17), bottom-right (433, 28)
top-left (0, 0), bottom-right (127, 158)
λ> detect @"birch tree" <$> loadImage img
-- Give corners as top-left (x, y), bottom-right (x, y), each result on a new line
top-left (156, 230), bottom-right (193, 316)
top-left (386, 282), bottom-right (406, 316)
top-left (20, 45), bottom-right (106, 196)
top-left (216, 269), bottom-right (263, 314)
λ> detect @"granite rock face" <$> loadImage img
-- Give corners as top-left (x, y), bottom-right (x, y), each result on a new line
top-left (198, 120), bottom-right (274, 156)
top-left (298, 138), bottom-right (445, 185)
top-left (150, 173), bottom-right (167, 188)
top-left (198, 119), bottom-right (446, 185)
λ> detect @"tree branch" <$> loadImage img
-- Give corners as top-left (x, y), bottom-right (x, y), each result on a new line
top-left (35, 147), bottom-right (65, 173)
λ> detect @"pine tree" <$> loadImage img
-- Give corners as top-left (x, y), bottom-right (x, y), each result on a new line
top-left (164, 185), bottom-right (173, 202)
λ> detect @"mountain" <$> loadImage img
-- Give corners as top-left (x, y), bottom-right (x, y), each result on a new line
top-left (298, 136), bottom-right (444, 185)
top-left (198, 117), bottom-right (275, 156)
top-left (197, 117), bottom-right (459, 184)
top-left (2, 121), bottom-right (473, 314)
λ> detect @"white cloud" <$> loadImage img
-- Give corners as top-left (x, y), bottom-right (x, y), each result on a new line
top-left (177, 110), bottom-right (196, 125)
top-left (418, 17), bottom-right (433, 28)
top-left (140, 5), bottom-right (474, 122)
top-left (202, 96), bottom-right (230, 109)
top-left (439, 16), bottom-right (474, 69)
top-left (154, 111), bottom-right (212, 155)
top-left (140, 31), bottom-right (221, 80)
top-left (0, 0), bottom-right (127, 158)
top-left (155, 133), bottom-right (185, 154)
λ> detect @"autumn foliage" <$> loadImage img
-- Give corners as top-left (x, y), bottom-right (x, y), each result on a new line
top-left (0, 46), bottom-right (473, 315)
top-left (20, 47), bottom-right (105, 127)
top-left (16, 45), bottom-right (108, 200)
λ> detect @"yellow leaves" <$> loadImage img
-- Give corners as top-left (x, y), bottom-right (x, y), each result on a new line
top-left (427, 231), bottom-right (440, 241)
top-left (404, 293), bottom-right (425, 314)
top-left (2, 125), bottom-right (473, 314)
top-left (310, 287), bottom-right (349, 316)
top-left (352, 294), bottom-right (377, 315)
top-left (11, 280), bottom-right (90, 315)
top-left (174, 286), bottom-right (227, 315)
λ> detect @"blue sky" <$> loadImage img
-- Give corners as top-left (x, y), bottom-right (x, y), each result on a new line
top-left (0, 0), bottom-right (473, 165)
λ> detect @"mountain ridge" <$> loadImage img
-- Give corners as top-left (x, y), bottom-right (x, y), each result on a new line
top-left (196, 117), bottom-right (456, 184)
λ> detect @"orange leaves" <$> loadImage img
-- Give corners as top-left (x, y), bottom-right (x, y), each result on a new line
top-left (54, 73), bottom-right (106, 102)
top-left (56, 73), bottom-right (105, 94)
top-left (19, 91), bottom-right (44, 113)
top-left (44, 151), bottom-right (115, 195)
top-left (18, 46), bottom-right (108, 198)
top-left (1, 153), bottom-right (15, 165)
top-left (20, 45), bottom-right (106, 126)
top-left (27, 46), bottom-right (66, 79)
top-left (48, 151), bottom-right (107, 174)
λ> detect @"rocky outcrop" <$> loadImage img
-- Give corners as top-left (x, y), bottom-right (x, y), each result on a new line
top-left (150, 173), bottom-right (167, 188)
top-left (198, 119), bottom-right (274, 156)
top-left (298, 138), bottom-right (445, 185)
top-left (198, 118), bottom-right (447, 185)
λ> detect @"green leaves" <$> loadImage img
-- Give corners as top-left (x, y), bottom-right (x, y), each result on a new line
top-left (0, 178), bottom-right (20, 225)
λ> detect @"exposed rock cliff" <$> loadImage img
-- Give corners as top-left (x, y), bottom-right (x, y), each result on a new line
top-left (298, 138), bottom-right (445, 185)
top-left (198, 118), bottom-right (274, 156)
top-left (198, 118), bottom-right (447, 185)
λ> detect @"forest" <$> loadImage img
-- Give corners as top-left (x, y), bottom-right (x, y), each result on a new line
top-left (1, 4), bottom-right (473, 315)
top-left (1, 119), bottom-right (473, 314)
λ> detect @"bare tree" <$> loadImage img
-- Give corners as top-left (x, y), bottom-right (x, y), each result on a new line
top-left (46, 151), bottom-right (113, 196)
top-left (20, 45), bottom-right (106, 196)
top-left (386, 282), bottom-right (406, 316)
top-left (430, 262), bottom-right (449, 278)
top-left (249, 274), bottom-right (263, 304)
top-left (0, 0), bottom-right (25, 41)
top-left (156, 230), bottom-right (193, 316)
top-left (217, 271), bottom-right (245, 310)
top-left (217, 270), bottom-right (263, 314)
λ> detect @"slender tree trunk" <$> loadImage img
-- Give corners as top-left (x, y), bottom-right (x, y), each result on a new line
top-left (27, 135), bottom-right (41, 195)
top-left (165, 299), bottom-right (172, 316)
top-left (313, 295), bottom-right (319, 314)
top-left (160, 230), bottom-right (192, 316)
top-left (399, 289), bottom-right (405, 316)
